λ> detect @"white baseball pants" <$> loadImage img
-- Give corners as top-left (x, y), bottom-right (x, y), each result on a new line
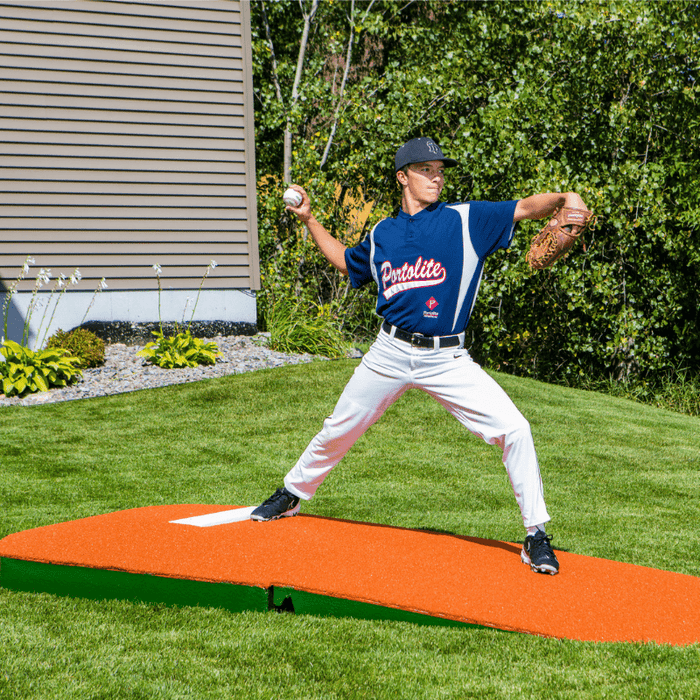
top-left (283, 326), bottom-right (550, 529)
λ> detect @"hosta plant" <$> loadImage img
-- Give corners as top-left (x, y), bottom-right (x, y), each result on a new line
top-left (0, 339), bottom-right (82, 397)
top-left (137, 260), bottom-right (222, 369)
top-left (136, 331), bottom-right (221, 369)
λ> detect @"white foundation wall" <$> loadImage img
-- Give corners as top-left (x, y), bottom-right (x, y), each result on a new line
top-left (2, 289), bottom-right (257, 348)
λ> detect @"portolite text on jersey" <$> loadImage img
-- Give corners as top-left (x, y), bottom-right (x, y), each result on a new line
top-left (380, 256), bottom-right (446, 300)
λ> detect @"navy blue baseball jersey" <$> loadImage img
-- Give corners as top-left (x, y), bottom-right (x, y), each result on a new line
top-left (345, 200), bottom-right (518, 335)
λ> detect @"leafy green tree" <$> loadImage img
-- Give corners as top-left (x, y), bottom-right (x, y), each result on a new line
top-left (251, 0), bottom-right (700, 383)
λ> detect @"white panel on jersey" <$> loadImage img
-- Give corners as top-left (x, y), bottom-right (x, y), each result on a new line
top-left (369, 221), bottom-right (380, 287)
top-left (446, 203), bottom-right (480, 333)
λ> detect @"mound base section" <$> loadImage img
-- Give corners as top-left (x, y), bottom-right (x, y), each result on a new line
top-left (1, 505), bottom-right (698, 645)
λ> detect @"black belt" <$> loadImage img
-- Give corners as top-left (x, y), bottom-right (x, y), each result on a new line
top-left (382, 320), bottom-right (462, 349)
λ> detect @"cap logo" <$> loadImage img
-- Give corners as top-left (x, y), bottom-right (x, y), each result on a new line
top-left (426, 140), bottom-right (440, 155)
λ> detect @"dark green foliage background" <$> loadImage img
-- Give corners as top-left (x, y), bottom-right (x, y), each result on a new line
top-left (252, 1), bottom-right (700, 385)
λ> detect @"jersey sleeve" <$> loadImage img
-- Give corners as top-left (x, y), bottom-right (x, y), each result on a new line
top-left (468, 200), bottom-right (518, 259)
top-left (344, 234), bottom-right (374, 289)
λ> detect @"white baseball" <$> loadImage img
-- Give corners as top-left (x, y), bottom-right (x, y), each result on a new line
top-left (283, 188), bottom-right (303, 208)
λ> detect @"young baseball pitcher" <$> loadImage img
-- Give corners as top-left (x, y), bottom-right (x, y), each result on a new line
top-left (252, 137), bottom-right (591, 575)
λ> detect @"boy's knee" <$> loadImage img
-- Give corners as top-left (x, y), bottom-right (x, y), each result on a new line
top-left (503, 415), bottom-right (533, 446)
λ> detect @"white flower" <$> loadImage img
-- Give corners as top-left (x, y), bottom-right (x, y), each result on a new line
top-left (57, 274), bottom-right (67, 289)
top-left (100, 277), bottom-right (108, 290)
top-left (203, 260), bottom-right (218, 278)
top-left (37, 268), bottom-right (51, 287)
top-left (70, 268), bottom-right (82, 285)
top-left (153, 264), bottom-right (162, 277)
top-left (20, 255), bottom-right (34, 279)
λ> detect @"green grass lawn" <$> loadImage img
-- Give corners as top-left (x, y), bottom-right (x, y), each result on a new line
top-left (1, 360), bottom-right (699, 699)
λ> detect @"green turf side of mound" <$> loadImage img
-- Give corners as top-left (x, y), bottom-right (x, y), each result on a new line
top-left (270, 586), bottom-right (485, 629)
top-left (0, 556), bottom-right (488, 630)
top-left (1, 556), bottom-right (490, 630)
top-left (0, 558), bottom-right (268, 613)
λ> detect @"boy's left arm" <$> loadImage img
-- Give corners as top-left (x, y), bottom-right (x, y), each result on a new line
top-left (513, 192), bottom-right (588, 222)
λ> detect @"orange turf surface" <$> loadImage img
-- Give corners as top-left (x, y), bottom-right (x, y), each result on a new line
top-left (1, 504), bottom-right (698, 646)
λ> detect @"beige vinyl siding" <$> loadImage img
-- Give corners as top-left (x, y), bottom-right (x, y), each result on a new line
top-left (0, 0), bottom-right (259, 293)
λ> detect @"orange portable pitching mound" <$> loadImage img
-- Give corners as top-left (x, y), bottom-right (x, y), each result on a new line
top-left (1, 504), bottom-right (699, 646)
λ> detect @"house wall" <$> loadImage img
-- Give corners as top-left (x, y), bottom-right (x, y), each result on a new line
top-left (0, 0), bottom-right (259, 347)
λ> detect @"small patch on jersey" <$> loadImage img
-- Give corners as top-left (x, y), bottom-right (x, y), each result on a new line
top-left (426, 297), bottom-right (439, 310)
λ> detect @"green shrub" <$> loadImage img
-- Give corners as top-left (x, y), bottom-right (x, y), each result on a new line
top-left (137, 331), bottom-right (222, 369)
top-left (0, 340), bottom-right (83, 396)
top-left (46, 328), bottom-right (106, 369)
top-left (267, 297), bottom-right (347, 359)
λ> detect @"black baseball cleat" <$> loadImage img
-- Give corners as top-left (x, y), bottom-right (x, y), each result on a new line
top-left (521, 531), bottom-right (560, 575)
top-left (250, 487), bottom-right (300, 522)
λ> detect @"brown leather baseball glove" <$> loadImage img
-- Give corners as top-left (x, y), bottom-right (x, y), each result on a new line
top-left (526, 206), bottom-right (594, 270)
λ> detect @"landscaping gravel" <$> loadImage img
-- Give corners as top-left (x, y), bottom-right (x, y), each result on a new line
top-left (0, 334), bottom-right (361, 407)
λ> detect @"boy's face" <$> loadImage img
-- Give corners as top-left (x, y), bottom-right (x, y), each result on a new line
top-left (397, 160), bottom-right (445, 207)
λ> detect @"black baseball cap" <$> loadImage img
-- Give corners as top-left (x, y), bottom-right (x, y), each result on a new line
top-left (394, 137), bottom-right (458, 172)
